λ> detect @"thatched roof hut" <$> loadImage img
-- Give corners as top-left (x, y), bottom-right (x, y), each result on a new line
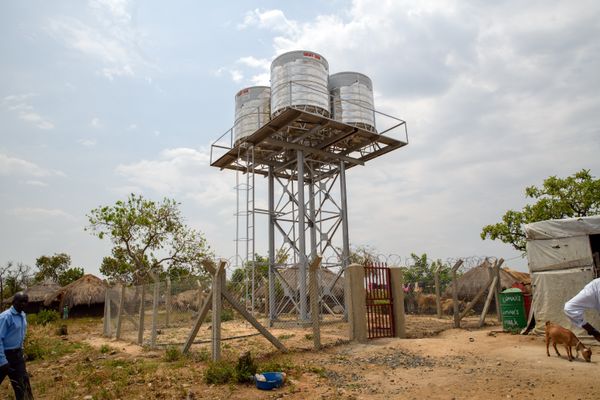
top-left (444, 260), bottom-right (531, 300)
top-left (3, 281), bottom-right (61, 313)
top-left (44, 274), bottom-right (107, 315)
top-left (255, 266), bottom-right (345, 300)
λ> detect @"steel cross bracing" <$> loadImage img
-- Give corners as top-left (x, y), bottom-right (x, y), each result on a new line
top-left (212, 106), bottom-right (408, 326)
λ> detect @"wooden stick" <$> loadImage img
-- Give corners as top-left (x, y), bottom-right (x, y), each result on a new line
top-left (434, 269), bottom-right (441, 318)
top-left (452, 260), bottom-right (462, 327)
top-left (181, 289), bottom-right (213, 354)
top-left (494, 259), bottom-right (504, 323)
top-left (222, 289), bottom-right (287, 352)
top-left (458, 273), bottom-right (495, 320)
top-left (479, 275), bottom-right (498, 327)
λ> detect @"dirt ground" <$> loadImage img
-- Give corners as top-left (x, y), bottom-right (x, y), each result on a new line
top-left (4, 315), bottom-right (600, 399)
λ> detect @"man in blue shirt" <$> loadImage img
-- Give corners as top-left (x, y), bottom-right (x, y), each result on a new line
top-left (0, 292), bottom-right (33, 399)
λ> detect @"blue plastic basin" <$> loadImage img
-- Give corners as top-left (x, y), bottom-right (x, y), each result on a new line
top-left (254, 372), bottom-right (284, 390)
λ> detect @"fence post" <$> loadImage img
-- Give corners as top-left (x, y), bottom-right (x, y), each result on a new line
top-left (151, 279), bottom-right (160, 347)
top-left (212, 262), bottom-right (224, 361)
top-left (495, 258), bottom-right (504, 323)
top-left (138, 283), bottom-right (145, 345)
top-left (103, 289), bottom-right (112, 337)
top-left (434, 267), bottom-right (441, 318)
top-left (309, 256), bottom-right (322, 350)
top-left (451, 259), bottom-right (463, 328)
top-left (389, 266), bottom-right (406, 338)
top-left (115, 285), bottom-right (125, 340)
top-left (346, 263), bottom-right (367, 342)
top-left (166, 277), bottom-right (171, 328)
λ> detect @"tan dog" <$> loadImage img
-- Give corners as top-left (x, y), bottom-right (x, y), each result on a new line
top-left (545, 321), bottom-right (592, 362)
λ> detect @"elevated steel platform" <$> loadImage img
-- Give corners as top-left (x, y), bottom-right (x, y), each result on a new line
top-left (210, 107), bottom-right (408, 181)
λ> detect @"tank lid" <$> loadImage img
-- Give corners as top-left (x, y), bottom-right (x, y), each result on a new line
top-left (236, 86), bottom-right (271, 97)
top-left (329, 71), bottom-right (372, 90)
top-left (271, 50), bottom-right (329, 70)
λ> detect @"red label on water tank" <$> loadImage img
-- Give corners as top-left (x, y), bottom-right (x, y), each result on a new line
top-left (303, 52), bottom-right (321, 60)
top-left (236, 88), bottom-right (249, 97)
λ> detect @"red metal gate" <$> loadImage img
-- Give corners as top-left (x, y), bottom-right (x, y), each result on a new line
top-left (364, 262), bottom-right (395, 339)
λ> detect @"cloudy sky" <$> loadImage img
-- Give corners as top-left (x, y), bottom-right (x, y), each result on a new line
top-left (1, 0), bottom-right (599, 276)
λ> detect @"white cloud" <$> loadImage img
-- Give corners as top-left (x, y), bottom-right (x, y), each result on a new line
top-left (115, 147), bottom-right (234, 206)
top-left (238, 8), bottom-right (299, 35)
top-left (229, 0), bottom-right (600, 268)
top-left (8, 207), bottom-right (76, 221)
top-left (237, 56), bottom-right (270, 70)
top-left (23, 180), bottom-right (49, 187)
top-left (0, 153), bottom-right (64, 178)
top-left (78, 138), bottom-right (97, 147)
top-left (90, 117), bottom-right (101, 127)
top-left (46, 0), bottom-right (154, 80)
top-left (2, 94), bottom-right (54, 130)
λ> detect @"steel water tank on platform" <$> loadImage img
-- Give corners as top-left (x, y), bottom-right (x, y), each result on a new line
top-left (270, 50), bottom-right (330, 118)
top-left (234, 86), bottom-right (271, 144)
top-left (329, 72), bottom-right (376, 132)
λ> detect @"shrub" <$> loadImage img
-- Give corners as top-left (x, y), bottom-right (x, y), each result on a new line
top-left (32, 309), bottom-right (60, 325)
top-left (100, 344), bottom-right (111, 354)
top-left (221, 308), bottom-right (234, 322)
top-left (165, 346), bottom-right (181, 362)
top-left (235, 352), bottom-right (257, 384)
top-left (204, 361), bottom-right (235, 384)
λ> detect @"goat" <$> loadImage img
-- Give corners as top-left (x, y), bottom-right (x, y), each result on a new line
top-left (545, 321), bottom-right (592, 362)
top-left (416, 293), bottom-right (437, 314)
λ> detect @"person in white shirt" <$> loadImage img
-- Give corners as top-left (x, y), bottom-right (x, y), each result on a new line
top-left (564, 278), bottom-right (600, 341)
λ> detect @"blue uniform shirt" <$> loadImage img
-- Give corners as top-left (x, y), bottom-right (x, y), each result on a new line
top-left (0, 306), bottom-right (28, 366)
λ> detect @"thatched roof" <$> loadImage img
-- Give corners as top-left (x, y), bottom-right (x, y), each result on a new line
top-left (504, 268), bottom-right (531, 284)
top-left (5, 281), bottom-right (61, 304)
top-left (44, 274), bottom-right (107, 308)
top-left (25, 281), bottom-right (62, 303)
top-left (444, 260), bottom-right (531, 300)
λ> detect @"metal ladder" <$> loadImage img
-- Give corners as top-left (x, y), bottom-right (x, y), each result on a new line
top-left (235, 144), bottom-right (256, 313)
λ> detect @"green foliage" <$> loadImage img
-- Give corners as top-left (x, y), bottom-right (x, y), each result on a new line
top-left (1, 261), bottom-right (32, 299)
top-left (35, 253), bottom-right (71, 283)
top-left (25, 332), bottom-right (87, 361)
top-left (401, 253), bottom-right (451, 293)
top-left (349, 244), bottom-right (378, 265)
top-left (31, 309), bottom-right (61, 325)
top-left (100, 344), bottom-right (111, 354)
top-left (34, 253), bottom-right (84, 285)
top-left (58, 267), bottom-right (84, 286)
top-left (229, 251), bottom-right (288, 287)
top-left (203, 361), bottom-right (235, 384)
top-left (221, 308), bottom-right (234, 322)
top-left (164, 346), bottom-right (182, 362)
top-left (481, 169), bottom-right (600, 251)
top-left (87, 193), bottom-right (212, 284)
top-left (235, 352), bottom-right (258, 384)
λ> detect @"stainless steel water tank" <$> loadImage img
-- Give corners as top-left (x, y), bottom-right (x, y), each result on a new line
top-left (329, 72), bottom-right (376, 131)
top-left (234, 86), bottom-right (271, 144)
top-left (270, 50), bottom-right (330, 117)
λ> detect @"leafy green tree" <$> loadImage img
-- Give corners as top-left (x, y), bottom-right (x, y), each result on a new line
top-left (87, 194), bottom-right (212, 284)
top-left (402, 253), bottom-right (451, 293)
top-left (481, 169), bottom-right (600, 251)
top-left (35, 253), bottom-right (71, 283)
top-left (1, 261), bottom-right (32, 303)
top-left (230, 250), bottom-right (289, 285)
top-left (58, 267), bottom-right (84, 286)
